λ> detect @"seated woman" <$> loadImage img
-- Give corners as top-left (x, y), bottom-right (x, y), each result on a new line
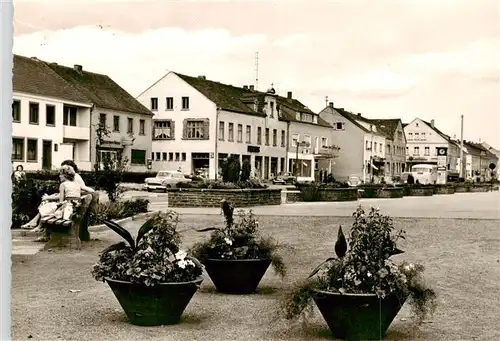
top-left (22, 161), bottom-right (94, 230)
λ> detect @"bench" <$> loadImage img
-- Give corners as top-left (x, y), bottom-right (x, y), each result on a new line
top-left (41, 192), bottom-right (99, 250)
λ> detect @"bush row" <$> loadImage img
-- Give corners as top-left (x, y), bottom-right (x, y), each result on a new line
top-left (25, 170), bottom-right (157, 186)
top-left (177, 178), bottom-right (268, 189)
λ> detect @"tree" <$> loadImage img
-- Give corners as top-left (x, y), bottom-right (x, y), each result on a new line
top-left (221, 155), bottom-right (241, 183)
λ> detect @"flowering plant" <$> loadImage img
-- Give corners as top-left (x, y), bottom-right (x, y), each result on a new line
top-left (282, 206), bottom-right (437, 322)
top-left (189, 199), bottom-right (288, 277)
top-left (92, 211), bottom-right (204, 286)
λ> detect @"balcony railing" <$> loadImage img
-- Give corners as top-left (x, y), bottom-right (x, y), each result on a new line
top-left (63, 126), bottom-right (90, 140)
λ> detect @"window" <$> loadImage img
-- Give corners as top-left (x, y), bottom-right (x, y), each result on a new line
top-left (29, 102), bottom-right (39, 124)
top-left (408, 132), bottom-right (413, 140)
top-left (246, 125), bottom-right (251, 143)
top-left (156, 152), bottom-right (161, 161)
top-left (99, 113), bottom-right (107, 127)
top-left (237, 124), bottom-right (243, 142)
top-left (186, 120), bottom-right (205, 139)
top-left (269, 102), bottom-right (274, 118)
top-left (27, 139), bottom-right (37, 161)
top-left (366, 141), bottom-right (370, 150)
top-left (166, 97), bottom-right (173, 110)
top-left (12, 138), bottom-right (24, 161)
top-left (228, 123), bottom-right (234, 141)
top-left (386, 144), bottom-right (390, 154)
top-left (139, 119), bottom-right (145, 135)
top-left (421, 132), bottom-right (426, 140)
top-left (219, 121), bottom-right (225, 141)
top-left (321, 137), bottom-right (328, 147)
top-left (374, 143), bottom-right (377, 152)
top-left (12, 100), bottom-right (21, 122)
top-left (151, 152), bottom-right (154, 160)
top-left (169, 152), bottom-right (173, 160)
top-left (46, 105), bottom-right (55, 126)
top-left (154, 120), bottom-right (173, 139)
top-left (127, 118), bottom-right (133, 133)
top-left (175, 152), bottom-right (180, 161)
top-left (257, 127), bottom-right (262, 145)
top-left (151, 98), bottom-right (158, 110)
top-left (181, 152), bottom-right (186, 161)
top-left (397, 131), bottom-right (403, 140)
top-left (182, 97), bottom-right (189, 110)
top-left (63, 106), bottom-right (77, 126)
top-left (406, 147), bottom-right (409, 155)
top-left (292, 133), bottom-right (299, 147)
top-left (113, 116), bottom-right (120, 132)
top-left (334, 122), bottom-right (344, 130)
top-left (281, 130), bottom-right (286, 147)
top-left (272, 129), bottom-right (277, 146)
top-left (413, 147), bottom-right (419, 155)
top-left (414, 132), bottom-right (420, 140)
top-left (131, 149), bottom-right (146, 164)
top-left (424, 147), bottom-right (430, 156)
top-left (265, 128), bottom-right (270, 146)
top-left (162, 152), bottom-right (167, 161)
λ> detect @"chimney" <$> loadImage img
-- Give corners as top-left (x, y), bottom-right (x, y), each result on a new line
top-left (430, 119), bottom-right (435, 128)
top-left (198, 75), bottom-right (206, 80)
top-left (74, 64), bottom-right (83, 73)
top-left (243, 85), bottom-right (248, 90)
top-left (249, 85), bottom-right (255, 91)
top-left (287, 91), bottom-right (292, 99)
top-left (328, 102), bottom-right (334, 108)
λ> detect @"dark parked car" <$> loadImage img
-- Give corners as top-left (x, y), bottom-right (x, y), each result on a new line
top-left (272, 172), bottom-right (297, 184)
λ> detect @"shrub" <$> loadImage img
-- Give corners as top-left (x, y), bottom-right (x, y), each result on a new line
top-left (299, 184), bottom-right (324, 202)
top-left (221, 154), bottom-right (241, 183)
top-left (240, 160), bottom-right (251, 182)
top-left (92, 211), bottom-right (204, 286)
top-left (11, 179), bottom-right (60, 228)
top-left (89, 199), bottom-right (150, 226)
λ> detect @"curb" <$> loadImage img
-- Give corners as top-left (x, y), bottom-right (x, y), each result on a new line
top-left (11, 211), bottom-right (159, 238)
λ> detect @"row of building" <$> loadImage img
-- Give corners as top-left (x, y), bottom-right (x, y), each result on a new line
top-left (11, 54), bottom-right (499, 182)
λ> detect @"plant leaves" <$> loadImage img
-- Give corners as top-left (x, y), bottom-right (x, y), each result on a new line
top-left (101, 241), bottom-right (128, 255)
top-left (186, 256), bottom-right (204, 269)
top-left (335, 226), bottom-right (347, 258)
top-left (136, 218), bottom-right (155, 245)
top-left (103, 220), bottom-right (135, 248)
top-left (196, 227), bottom-right (221, 232)
top-left (308, 257), bottom-right (336, 278)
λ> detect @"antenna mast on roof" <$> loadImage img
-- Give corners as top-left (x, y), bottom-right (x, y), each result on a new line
top-left (255, 52), bottom-right (259, 91)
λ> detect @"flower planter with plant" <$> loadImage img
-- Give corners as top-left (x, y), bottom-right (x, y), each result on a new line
top-left (92, 211), bottom-right (204, 326)
top-left (281, 206), bottom-right (437, 340)
top-left (189, 199), bottom-right (287, 294)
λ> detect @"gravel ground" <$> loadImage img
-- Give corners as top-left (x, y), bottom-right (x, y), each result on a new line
top-left (12, 214), bottom-right (500, 341)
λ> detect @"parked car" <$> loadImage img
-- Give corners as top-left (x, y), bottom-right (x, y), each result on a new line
top-left (272, 172), bottom-right (297, 185)
top-left (347, 175), bottom-right (363, 187)
top-left (144, 170), bottom-right (192, 192)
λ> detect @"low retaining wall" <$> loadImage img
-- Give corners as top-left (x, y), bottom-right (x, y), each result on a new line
top-left (284, 187), bottom-right (358, 202)
top-left (164, 188), bottom-right (282, 207)
top-left (469, 185), bottom-right (491, 193)
top-left (359, 187), bottom-right (404, 199)
top-left (406, 186), bottom-right (434, 197)
top-left (433, 186), bottom-right (456, 195)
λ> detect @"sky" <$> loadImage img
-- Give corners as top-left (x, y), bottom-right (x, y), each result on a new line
top-left (12, 0), bottom-right (500, 148)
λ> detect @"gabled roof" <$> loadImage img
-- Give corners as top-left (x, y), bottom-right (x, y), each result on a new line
top-left (330, 107), bottom-right (387, 138)
top-left (174, 72), bottom-right (330, 127)
top-left (174, 72), bottom-right (265, 116)
top-left (47, 63), bottom-right (152, 115)
top-left (420, 119), bottom-right (451, 141)
top-left (13, 55), bottom-right (90, 104)
top-left (369, 119), bottom-right (401, 140)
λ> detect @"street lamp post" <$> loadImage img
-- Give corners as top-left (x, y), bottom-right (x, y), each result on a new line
top-left (294, 141), bottom-right (310, 177)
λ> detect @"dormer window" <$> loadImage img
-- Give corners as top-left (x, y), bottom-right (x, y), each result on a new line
top-left (301, 113), bottom-right (313, 123)
top-left (296, 112), bottom-right (300, 120)
top-left (313, 116), bottom-right (317, 124)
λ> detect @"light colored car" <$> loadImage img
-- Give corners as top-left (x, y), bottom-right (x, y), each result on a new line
top-left (144, 170), bottom-right (192, 192)
top-left (347, 175), bottom-right (363, 187)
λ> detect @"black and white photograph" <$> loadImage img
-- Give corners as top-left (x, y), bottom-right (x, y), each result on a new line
top-left (1, 1), bottom-right (499, 340)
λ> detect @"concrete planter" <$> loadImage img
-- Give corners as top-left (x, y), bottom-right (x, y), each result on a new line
top-left (164, 188), bottom-right (281, 207)
top-left (469, 185), bottom-right (490, 192)
top-left (317, 188), bottom-right (359, 201)
top-left (454, 185), bottom-right (471, 193)
top-left (359, 187), bottom-right (404, 199)
top-left (406, 186), bottom-right (434, 197)
top-left (433, 186), bottom-right (456, 195)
